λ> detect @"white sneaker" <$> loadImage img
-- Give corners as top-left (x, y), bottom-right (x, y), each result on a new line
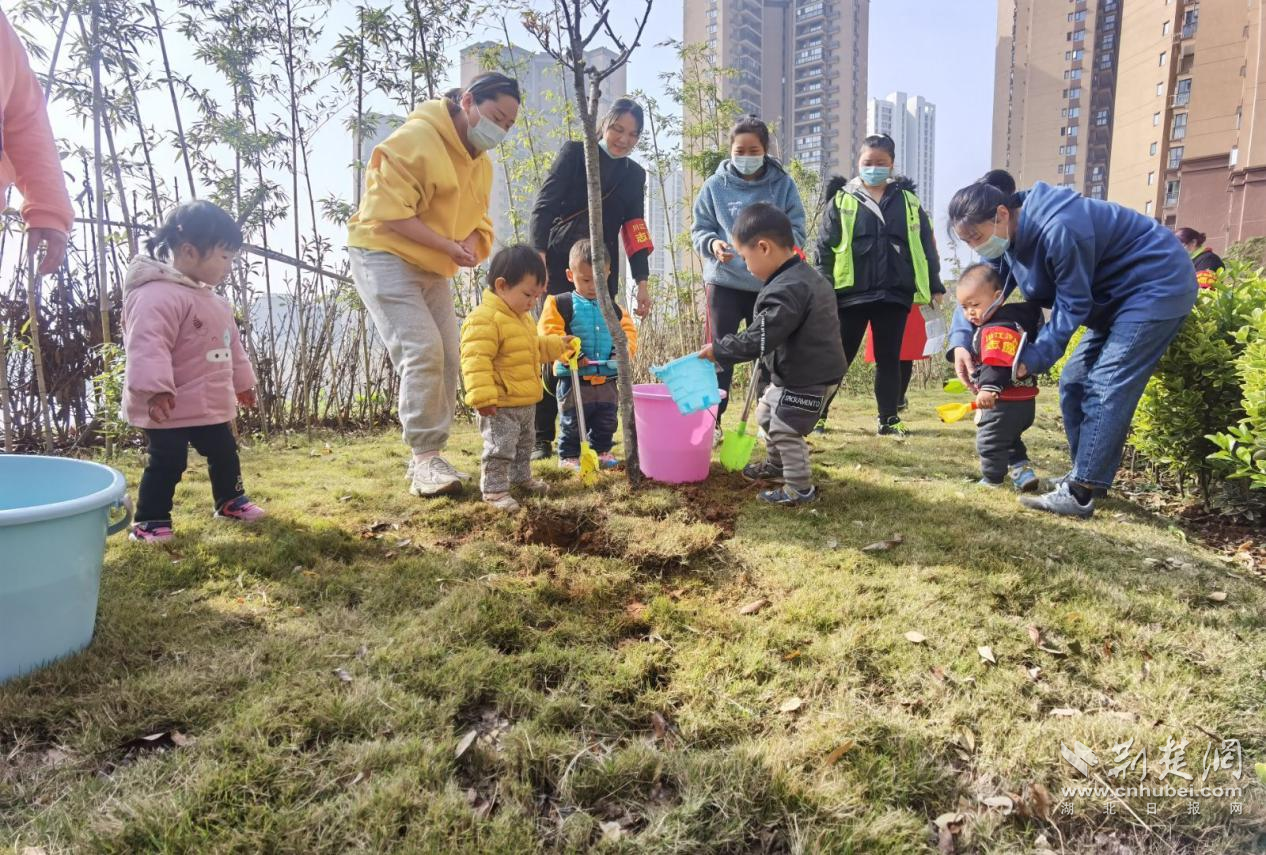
top-left (483, 493), bottom-right (521, 512)
top-left (515, 478), bottom-right (549, 495)
top-left (409, 457), bottom-right (463, 497)
top-left (432, 456), bottom-right (472, 482)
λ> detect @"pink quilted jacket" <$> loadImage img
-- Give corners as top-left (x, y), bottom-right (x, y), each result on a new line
top-left (122, 256), bottom-right (256, 430)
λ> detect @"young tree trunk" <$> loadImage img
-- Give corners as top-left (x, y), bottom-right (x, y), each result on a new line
top-left (25, 262), bottom-right (55, 453)
top-left (148, 0), bottom-right (197, 200)
top-left (569, 62), bottom-right (641, 484)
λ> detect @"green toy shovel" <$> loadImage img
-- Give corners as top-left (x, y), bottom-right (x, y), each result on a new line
top-left (719, 363), bottom-right (761, 472)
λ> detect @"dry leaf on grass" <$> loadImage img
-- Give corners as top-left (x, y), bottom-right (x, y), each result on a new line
top-left (934, 812), bottom-right (965, 855)
top-left (978, 646), bottom-right (996, 665)
top-left (1026, 666), bottom-right (1042, 682)
top-left (333, 668), bottom-right (352, 683)
top-left (1027, 625), bottom-right (1042, 646)
top-left (1207, 591), bottom-right (1228, 602)
top-left (929, 665), bottom-right (946, 683)
top-left (1050, 707), bottom-right (1082, 717)
top-left (454, 729), bottom-right (478, 759)
top-left (738, 598), bottom-right (769, 615)
top-left (824, 739), bottom-right (856, 766)
top-left (904, 630), bottom-right (927, 644)
top-left (625, 600), bottom-right (648, 620)
top-left (862, 534), bottom-right (904, 552)
top-left (980, 795), bottom-right (1014, 812)
top-left (650, 712), bottom-right (669, 740)
top-left (779, 696), bottom-right (803, 713)
top-left (600, 820), bottom-right (625, 841)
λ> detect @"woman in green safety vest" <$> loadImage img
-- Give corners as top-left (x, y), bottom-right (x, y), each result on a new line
top-left (815, 133), bottom-right (945, 437)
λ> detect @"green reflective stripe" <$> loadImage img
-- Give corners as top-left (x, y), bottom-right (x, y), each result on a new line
top-left (831, 193), bottom-right (859, 290)
top-left (830, 188), bottom-right (931, 302)
top-left (902, 190), bottom-right (932, 305)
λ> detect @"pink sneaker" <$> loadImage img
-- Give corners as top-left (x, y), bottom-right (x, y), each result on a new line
top-left (597, 452), bottom-right (619, 469)
top-left (130, 521), bottom-right (174, 543)
top-left (559, 458), bottom-right (580, 471)
top-left (215, 496), bottom-right (266, 522)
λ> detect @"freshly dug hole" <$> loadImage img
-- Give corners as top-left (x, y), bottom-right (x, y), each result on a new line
top-left (515, 503), bottom-right (615, 555)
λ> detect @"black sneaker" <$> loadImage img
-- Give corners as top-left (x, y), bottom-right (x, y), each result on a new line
top-left (742, 459), bottom-right (784, 482)
top-left (530, 440), bottom-right (553, 461)
top-left (758, 485), bottom-right (817, 505)
top-left (877, 417), bottom-right (911, 438)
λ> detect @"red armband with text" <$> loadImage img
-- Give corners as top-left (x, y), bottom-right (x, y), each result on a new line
top-left (621, 219), bottom-right (654, 256)
top-left (979, 324), bottom-right (1022, 368)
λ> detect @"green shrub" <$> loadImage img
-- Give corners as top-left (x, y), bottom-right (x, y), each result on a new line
top-left (1131, 261), bottom-right (1266, 497)
top-left (1207, 288), bottom-right (1266, 490)
top-left (1046, 326), bottom-right (1086, 386)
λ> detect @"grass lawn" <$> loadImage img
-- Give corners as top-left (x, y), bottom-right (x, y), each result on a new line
top-left (2, 388), bottom-right (1264, 853)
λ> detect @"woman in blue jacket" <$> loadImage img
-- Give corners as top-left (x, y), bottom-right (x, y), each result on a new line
top-left (947, 170), bottom-right (1197, 519)
top-left (692, 116), bottom-right (806, 424)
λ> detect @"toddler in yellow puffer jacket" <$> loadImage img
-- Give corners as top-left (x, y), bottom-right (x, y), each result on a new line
top-left (460, 245), bottom-right (575, 512)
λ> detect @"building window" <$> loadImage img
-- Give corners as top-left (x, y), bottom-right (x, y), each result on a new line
top-left (1165, 179), bottom-right (1180, 206)
top-left (1064, 48), bottom-right (1084, 61)
top-left (1147, 171), bottom-right (1155, 186)
top-left (1236, 106), bottom-right (1243, 129)
top-left (1153, 112), bottom-right (1161, 127)
top-left (1162, 21), bottom-right (1170, 36)
top-left (1156, 82), bottom-right (1164, 96)
top-left (1168, 146), bottom-right (1184, 169)
top-left (1171, 112), bottom-right (1187, 139)
top-left (1173, 78), bottom-right (1191, 107)
top-left (795, 47), bottom-right (822, 64)
top-left (1145, 201), bottom-right (1153, 215)
top-left (1064, 68), bottom-right (1082, 80)
top-left (1090, 183), bottom-right (1105, 199)
top-left (1073, 29), bottom-right (1085, 41)
top-left (1150, 141), bottom-right (1158, 155)
top-left (1101, 34), bottom-right (1115, 50)
top-left (1094, 109), bottom-right (1109, 126)
top-left (1159, 50), bottom-right (1166, 66)
top-left (1068, 106), bottom-right (1080, 118)
top-left (1182, 8), bottom-right (1198, 39)
top-left (708, 23), bottom-right (717, 33)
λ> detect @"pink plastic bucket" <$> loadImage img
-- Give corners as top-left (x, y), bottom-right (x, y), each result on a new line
top-left (632, 383), bottom-right (723, 484)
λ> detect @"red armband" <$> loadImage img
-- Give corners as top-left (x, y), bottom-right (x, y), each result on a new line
top-left (621, 218), bottom-right (654, 256)
top-left (979, 324), bottom-right (1022, 368)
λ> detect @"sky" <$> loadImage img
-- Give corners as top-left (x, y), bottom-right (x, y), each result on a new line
top-left (30, 0), bottom-right (996, 275)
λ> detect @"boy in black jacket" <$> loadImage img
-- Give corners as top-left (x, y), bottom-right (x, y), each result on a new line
top-left (701, 203), bottom-right (847, 505)
top-left (952, 263), bottom-right (1044, 491)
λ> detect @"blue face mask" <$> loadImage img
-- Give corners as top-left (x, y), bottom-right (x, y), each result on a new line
top-left (732, 155), bottom-right (765, 176)
top-left (860, 166), bottom-right (891, 186)
top-left (975, 218), bottom-right (1011, 260)
top-left (598, 138), bottom-right (629, 159)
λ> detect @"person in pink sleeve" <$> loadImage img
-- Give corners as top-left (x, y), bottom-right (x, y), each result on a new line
top-left (123, 201), bottom-right (264, 542)
top-left (1, 9), bottom-right (73, 273)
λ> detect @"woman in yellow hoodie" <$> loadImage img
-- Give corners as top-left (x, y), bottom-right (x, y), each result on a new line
top-left (348, 72), bottom-right (520, 498)
top-left (461, 246), bottom-right (573, 512)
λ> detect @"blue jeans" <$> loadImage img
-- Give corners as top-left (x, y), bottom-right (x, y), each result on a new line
top-left (1058, 316), bottom-right (1187, 489)
top-left (557, 377), bottom-right (619, 458)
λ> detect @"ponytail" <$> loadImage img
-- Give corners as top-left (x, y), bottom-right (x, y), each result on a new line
top-left (948, 169), bottom-right (1021, 231)
top-left (145, 200), bottom-right (243, 261)
top-left (1174, 226), bottom-right (1206, 246)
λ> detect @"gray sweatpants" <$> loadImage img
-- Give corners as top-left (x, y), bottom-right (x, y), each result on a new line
top-left (756, 383), bottom-right (832, 492)
top-left (976, 398), bottom-right (1035, 483)
top-left (349, 248), bottom-right (459, 454)
top-left (479, 405), bottom-right (536, 495)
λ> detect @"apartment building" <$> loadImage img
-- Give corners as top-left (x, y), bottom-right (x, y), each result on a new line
top-left (684, 0), bottom-right (869, 182)
top-left (993, 0), bottom-right (1121, 199)
top-left (460, 42), bottom-right (625, 249)
top-left (867, 91), bottom-right (936, 212)
top-left (996, 0), bottom-right (1265, 247)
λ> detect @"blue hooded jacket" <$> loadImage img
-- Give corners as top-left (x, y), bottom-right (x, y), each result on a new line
top-left (692, 157), bottom-right (807, 293)
top-left (948, 182), bottom-right (1197, 374)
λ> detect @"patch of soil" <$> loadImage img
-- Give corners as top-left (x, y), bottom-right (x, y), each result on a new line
top-left (1112, 471), bottom-right (1265, 580)
top-left (670, 481), bottom-right (742, 538)
top-left (514, 505), bottom-right (616, 556)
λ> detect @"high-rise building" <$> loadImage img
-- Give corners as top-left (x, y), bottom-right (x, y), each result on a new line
top-left (683, 0), bottom-right (869, 181)
top-left (460, 42), bottom-right (626, 249)
top-left (993, 0), bottom-right (1121, 199)
top-left (994, 0), bottom-right (1266, 247)
top-left (644, 168), bottom-right (687, 284)
top-left (867, 91), bottom-right (936, 212)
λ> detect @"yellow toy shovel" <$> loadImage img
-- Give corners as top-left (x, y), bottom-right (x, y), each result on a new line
top-left (566, 341), bottom-right (601, 486)
top-left (936, 401), bottom-right (977, 424)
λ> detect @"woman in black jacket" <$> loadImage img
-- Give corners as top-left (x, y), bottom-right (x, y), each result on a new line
top-left (1175, 226), bottom-right (1224, 289)
top-left (529, 98), bottom-right (652, 458)
top-left (815, 134), bottom-right (944, 437)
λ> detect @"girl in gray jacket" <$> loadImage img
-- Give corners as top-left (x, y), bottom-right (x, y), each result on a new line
top-left (692, 116), bottom-right (806, 425)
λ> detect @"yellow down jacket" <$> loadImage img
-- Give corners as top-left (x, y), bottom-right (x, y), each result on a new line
top-left (461, 289), bottom-right (569, 410)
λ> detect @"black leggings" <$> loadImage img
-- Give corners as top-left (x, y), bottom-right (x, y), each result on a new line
top-left (708, 284), bottom-right (759, 418)
top-left (136, 423), bottom-right (244, 522)
top-left (839, 301), bottom-right (910, 421)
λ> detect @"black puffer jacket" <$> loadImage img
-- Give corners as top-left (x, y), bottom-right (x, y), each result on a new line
top-left (815, 176), bottom-right (944, 309)
top-left (712, 257), bottom-right (846, 389)
top-left (529, 141), bottom-right (649, 297)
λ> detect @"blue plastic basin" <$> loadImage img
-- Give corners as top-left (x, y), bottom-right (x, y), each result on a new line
top-left (0, 455), bottom-right (130, 683)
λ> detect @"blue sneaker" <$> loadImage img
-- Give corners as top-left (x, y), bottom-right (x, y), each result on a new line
top-left (977, 477), bottom-right (1003, 488)
top-left (758, 485), bottom-right (816, 505)
top-left (1009, 462), bottom-right (1040, 493)
top-left (1020, 481), bottom-right (1095, 519)
top-left (742, 459), bottom-right (784, 482)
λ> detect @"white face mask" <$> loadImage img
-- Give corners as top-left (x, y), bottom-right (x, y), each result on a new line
top-left (732, 155), bottom-right (765, 176)
top-left (598, 138), bottom-right (629, 159)
top-left (467, 103), bottom-right (508, 152)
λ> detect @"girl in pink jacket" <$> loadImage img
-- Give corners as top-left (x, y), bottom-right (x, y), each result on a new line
top-left (124, 201), bottom-right (264, 542)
